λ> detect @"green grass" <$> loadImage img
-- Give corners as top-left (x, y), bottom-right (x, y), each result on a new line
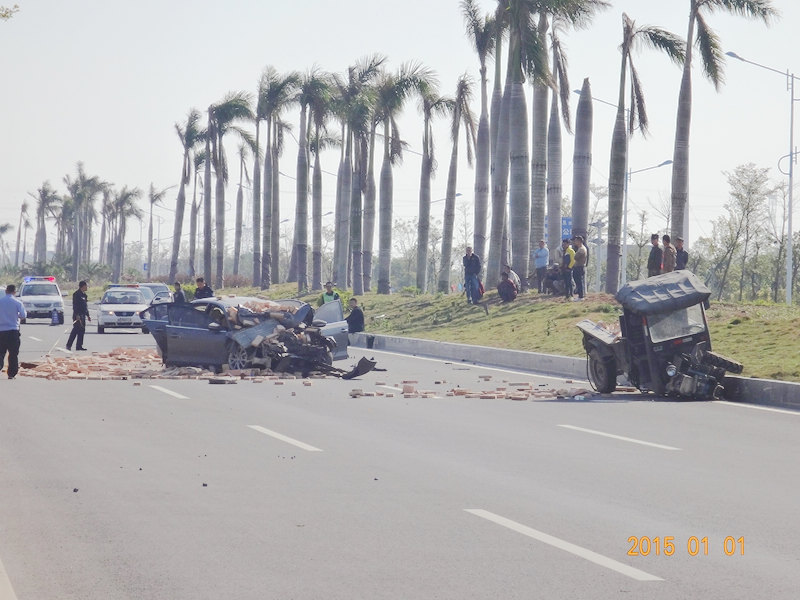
top-left (86, 282), bottom-right (800, 383)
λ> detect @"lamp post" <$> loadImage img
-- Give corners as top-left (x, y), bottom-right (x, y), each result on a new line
top-left (622, 160), bottom-right (673, 285)
top-left (727, 51), bottom-right (797, 305)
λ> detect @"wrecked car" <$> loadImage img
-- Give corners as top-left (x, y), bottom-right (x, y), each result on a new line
top-left (576, 271), bottom-right (742, 400)
top-left (140, 296), bottom-right (350, 373)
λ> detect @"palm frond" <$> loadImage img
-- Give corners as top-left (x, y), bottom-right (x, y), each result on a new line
top-left (541, 0), bottom-right (611, 28)
top-left (708, 0), bottom-right (778, 23)
top-left (550, 30), bottom-right (572, 132)
top-left (695, 12), bottom-right (724, 89)
top-left (628, 58), bottom-right (648, 136)
top-left (637, 26), bottom-right (686, 66)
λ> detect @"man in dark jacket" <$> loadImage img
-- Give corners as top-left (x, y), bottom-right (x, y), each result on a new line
top-left (345, 297), bottom-right (365, 333)
top-left (194, 277), bottom-right (213, 299)
top-left (647, 234), bottom-right (663, 277)
top-left (675, 237), bottom-right (689, 270)
top-left (66, 280), bottom-right (90, 351)
top-left (173, 282), bottom-right (186, 304)
top-left (463, 246), bottom-right (482, 304)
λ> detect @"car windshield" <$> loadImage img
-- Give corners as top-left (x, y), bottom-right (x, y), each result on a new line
top-left (21, 284), bottom-right (59, 296)
top-left (646, 304), bottom-right (707, 343)
top-left (142, 284), bottom-right (169, 295)
top-left (102, 290), bottom-right (146, 305)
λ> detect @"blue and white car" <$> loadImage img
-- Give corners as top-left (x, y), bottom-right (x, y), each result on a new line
top-left (17, 276), bottom-right (64, 323)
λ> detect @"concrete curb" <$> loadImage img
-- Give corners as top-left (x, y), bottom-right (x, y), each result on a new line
top-left (351, 333), bottom-right (799, 410)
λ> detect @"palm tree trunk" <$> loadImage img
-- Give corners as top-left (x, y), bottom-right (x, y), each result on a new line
top-left (671, 10), bottom-right (696, 242)
top-left (295, 103), bottom-right (309, 293)
top-left (488, 72), bottom-right (512, 287)
top-left (233, 183), bottom-right (244, 276)
top-left (546, 64), bottom-right (563, 254)
top-left (14, 208), bottom-right (23, 267)
top-left (487, 25), bottom-right (505, 284)
top-left (416, 121), bottom-right (433, 292)
top-left (168, 166), bottom-right (187, 282)
top-left (438, 125), bottom-right (461, 293)
top-left (473, 60), bottom-right (490, 261)
top-left (203, 109), bottom-right (213, 281)
top-left (252, 122), bottom-right (262, 287)
top-left (261, 120), bottom-right (273, 289)
top-left (606, 49), bottom-right (630, 294)
top-left (336, 133), bottom-right (352, 287)
top-left (572, 78), bottom-right (593, 253)
top-left (270, 137), bottom-right (280, 282)
top-left (312, 141), bottom-right (323, 291)
top-left (377, 121), bottom-right (393, 294)
top-left (147, 203), bottom-right (154, 281)
top-left (350, 138), bottom-right (364, 295)
top-left (214, 133), bottom-right (226, 290)
top-left (362, 124), bottom-right (378, 291)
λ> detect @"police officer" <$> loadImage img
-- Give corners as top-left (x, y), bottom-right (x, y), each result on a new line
top-left (66, 280), bottom-right (90, 351)
top-left (0, 284), bottom-right (27, 379)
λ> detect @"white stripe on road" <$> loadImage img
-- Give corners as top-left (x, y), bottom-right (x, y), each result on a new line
top-left (465, 509), bottom-right (663, 582)
top-left (149, 385), bottom-right (189, 400)
top-left (713, 400), bottom-right (800, 416)
top-left (558, 424), bottom-right (680, 451)
top-left (28, 336), bottom-right (42, 342)
top-left (248, 425), bottom-right (323, 452)
top-left (376, 385), bottom-right (404, 393)
top-left (0, 556), bottom-right (19, 600)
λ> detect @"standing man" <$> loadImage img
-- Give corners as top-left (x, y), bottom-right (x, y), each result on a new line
top-left (572, 236), bottom-right (587, 300)
top-left (647, 234), bottom-right (663, 278)
top-left (345, 297), bottom-right (365, 333)
top-left (0, 284), bottom-right (26, 379)
top-left (661, 234), bottom-right (677, 273)
top-left (561, 238), bottom-right (575, 301)
top-left (462, 246), bottom-right (482, 305)
top-left (66, 280), bottom-right (90, 351)
top-left (194, 277), bottom-right (213, 299)
top-left (319, 282), bottom-right (340, 306)
top-left (173, 282), bottom-right (186, 304)
top-left (532, 240), bottom-right (549, 293)
top-left (675, 237), bottom-right (689, 270)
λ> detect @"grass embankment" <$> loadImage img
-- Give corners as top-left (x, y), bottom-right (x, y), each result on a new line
top-left (85, 282), bottom-right (800, 382)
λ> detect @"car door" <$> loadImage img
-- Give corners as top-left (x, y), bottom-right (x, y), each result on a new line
top-left (165, 304), bottom-right (225, 366)
top-left (314, 299), bottom-right (349, 361)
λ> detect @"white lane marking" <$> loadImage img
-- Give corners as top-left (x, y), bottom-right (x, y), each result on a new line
top-left (0, 556), bottom-right (19, 600)
top-left (465, 509), bottom-right (663, 582)
top-left (149, 385), bottom-right (189, 400)
top-left (28, 336), bottom-right (42, 342)
top-left (361, 348), bottom-right (586, 383)
top-left (376, 385), bottom-right (404, 393)
top-left (558, 424), bottom-right (680, 451)
top-left (248, 425), bottom-right (323, 452)
top-left (713, 400), bottom-right (800, 416)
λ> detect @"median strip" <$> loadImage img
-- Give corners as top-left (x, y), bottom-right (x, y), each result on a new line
top-left (465, 509), bottom-right (663, 582)
top-left (558, 424), bottom-right (680, 450)
top-left (248, 425), bottom-right (323, 452)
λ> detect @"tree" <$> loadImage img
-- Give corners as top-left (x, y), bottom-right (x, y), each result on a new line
top-left (438, 74), bottom-right (476, 293)
top-left (188, 154), bottom-right (205, 278)
top-left (461, 0), bottom-right (495, 262)
top-left (168, 108), bottom-right (203, 282)
top-left (146, 183), bottom-right (169, 281)
top-left (233, 144), bottom-right (250, 277)
top-left (110, 186), bottom-right (143, 283)
top-left (14, 201), bottom-right (27, 267)
top-left (415, 80), bottom-right (449, 292)
top-left (63, 163), bottom-right (103, 281)
top-left (606, 13), bottom-right (684, 294)
top-left (670, 0), bottom-right (777, 242)
top-left (571, 77), bottom-right (593, 254)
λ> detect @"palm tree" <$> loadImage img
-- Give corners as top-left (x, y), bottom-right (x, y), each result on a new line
top-left (438, 75), bottom-right (477, 293)
top-left (14, 201), bottom-right (28, 267)
top-left (30, 183), bottom-right (59, 266)
top-left (606, 13), bottom-right (685, 294)
top-left (188, 154), bottom-right (205, 278)
top-left (207, 92), bottom-right (255, 289)
top-left (22, 216), bottom-right (32, 265)
top-left (571, 77), bottom-right (593, 260)
top-left (416, 81), bottom-right (450, 292)
top-left (374, 63), bottom-right (432, 294)
top-left (233, 143), bottom-right (250, 277)
top-left (63, 163), bottom-right (103, 281)
top-left (670, 0), bottom-right (776, 242)
top-left (256, 68), bottom-right (299, 289)
top-left (98, 188), bottom-right (113, 265)
top-left (168, 108), bottom-right (203, 282)
top-left (147, 183), bottom-right (169, 281)
top-left (111, 186), bottom-right (143, 283)
top-left (461, 0), bottom-right (496, 262)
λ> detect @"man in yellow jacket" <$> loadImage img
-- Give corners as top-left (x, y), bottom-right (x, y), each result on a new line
top-left (561, 238), bottom-right (575, 301)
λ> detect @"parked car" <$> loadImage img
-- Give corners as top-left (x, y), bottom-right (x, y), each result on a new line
top-left (141, 296), bottom-right (350, 372)
top-left (139, 282), bottom-right (172, 304)
top-left (17, 276), bottom-right (65, 323)
top-left (97, 288), bottom-right (150, 333)
top-left (577, 271), bottom-right (742, 400)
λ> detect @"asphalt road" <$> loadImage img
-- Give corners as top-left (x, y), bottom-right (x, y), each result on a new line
top-left (2, 317), bottom-right (799, 599)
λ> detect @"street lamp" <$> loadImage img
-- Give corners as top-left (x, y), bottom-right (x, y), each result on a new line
top-left (727, 51), bottom-right (798, 305)
top-left (621, 160), bottom-right (673, 285)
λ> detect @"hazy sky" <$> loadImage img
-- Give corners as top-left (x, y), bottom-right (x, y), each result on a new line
top-left (1, 0), bottom-right (797, 255)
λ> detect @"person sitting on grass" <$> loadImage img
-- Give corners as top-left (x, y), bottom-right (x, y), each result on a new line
top-left (497, 272), bottom-right (518, 302)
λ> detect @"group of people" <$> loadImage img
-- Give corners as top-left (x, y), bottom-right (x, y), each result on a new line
top-left (319, 281), bottom-right (364, 334)
top-left (648, 234), bottom-right (689, 277)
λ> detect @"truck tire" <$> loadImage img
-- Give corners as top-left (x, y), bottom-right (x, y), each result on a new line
top-left (702, 350), bottom-right (743, 374)
top-left (588, 349), bottom-right (617, 394)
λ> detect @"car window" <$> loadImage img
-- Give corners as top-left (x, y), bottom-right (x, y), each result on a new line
top-left (315, 299), bottom-right (343, 323)
top-left (169, 304), bottom-right (216, 328)
top-left (21, 284), bottom-right (59, 296)
top-left (646, 304), bottom-right (707, 343)
top-left (102, 290), bottom-right (146, 305)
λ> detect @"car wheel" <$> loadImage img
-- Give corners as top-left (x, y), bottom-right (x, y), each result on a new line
top-left (227, 342), bottom-right (252, 370)
top-left (322, 350), bottom-right (333, 366)
top-left (588, 349), bottom-right (616, 394)
top-left (58, 313), bottom-right (64, 325)
top-left (98, 326), bottom-right (105, 334)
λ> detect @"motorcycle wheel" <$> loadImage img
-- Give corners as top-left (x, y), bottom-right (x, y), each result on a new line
top-left (588, 349), bottom-right (617, 394)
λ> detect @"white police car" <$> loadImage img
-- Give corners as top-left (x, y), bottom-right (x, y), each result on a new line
top-left (17, 276), bottom-right (65, 323)
top-left (97, 287), bottom-right (150, 333)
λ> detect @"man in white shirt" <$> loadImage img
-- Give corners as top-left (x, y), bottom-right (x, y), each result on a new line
top-left (0, 284), bottom-right (27, 379)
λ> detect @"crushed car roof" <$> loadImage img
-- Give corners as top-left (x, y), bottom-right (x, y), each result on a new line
top-left (615, 270), bottom-right (712, 315)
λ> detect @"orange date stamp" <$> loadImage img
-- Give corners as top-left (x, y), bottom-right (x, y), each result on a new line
top-left (627, 536), bottom-right (744, 556)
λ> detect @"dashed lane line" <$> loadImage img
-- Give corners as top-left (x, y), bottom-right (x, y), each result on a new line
top-left (713, 400), bottom-right (800, 416)
top-left (558, 424), bottom-right (681, 451)
top-left (149, 385), bottom-right (189, 400)
top-left (0, 556), bottom-right (19, 600)
top-left (465, 509), bottom-right (663, 582)
top-left (248, 425), bottom-right (323, 452)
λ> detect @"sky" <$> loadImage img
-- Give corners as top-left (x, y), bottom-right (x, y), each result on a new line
top-left (1, 0), bottom-right (797, 259)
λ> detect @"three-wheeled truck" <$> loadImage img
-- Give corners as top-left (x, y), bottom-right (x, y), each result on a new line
top-left (576, 271), bottom-right (742, 400)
